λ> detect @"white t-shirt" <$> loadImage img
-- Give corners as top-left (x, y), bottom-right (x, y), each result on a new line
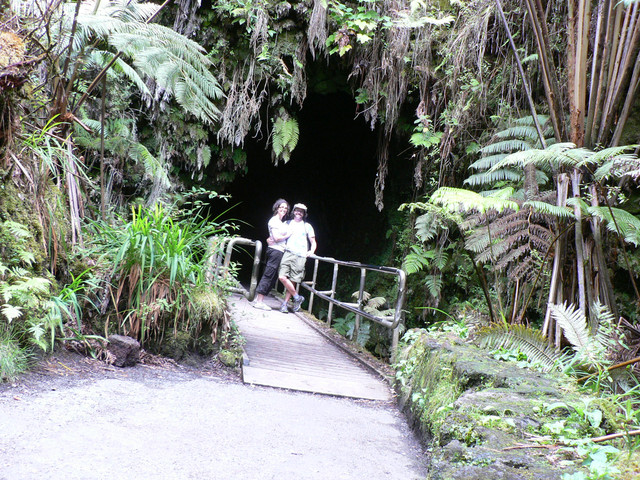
top-left (285, 220), bottom-right (315, 256)
top-left (268, 216), bottom-right (289, 252)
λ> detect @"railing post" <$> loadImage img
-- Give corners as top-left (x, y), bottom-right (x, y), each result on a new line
top-left (326, 263), bottom-right (339, 327)
top-left (308, 257), bottom-right (319, 313)
top-left (354, 267), bottom-right (366, 343)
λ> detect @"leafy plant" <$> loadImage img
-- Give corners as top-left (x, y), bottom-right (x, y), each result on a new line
top-left (475, 323), bottom-right (563, 372)
top-left (271, 109), bottom-right (299, 164)
top-left (87, 202), bottom-right (232, 347)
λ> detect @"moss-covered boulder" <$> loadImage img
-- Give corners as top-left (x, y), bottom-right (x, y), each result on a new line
top-left (394, 330), bottom-right (630, 479)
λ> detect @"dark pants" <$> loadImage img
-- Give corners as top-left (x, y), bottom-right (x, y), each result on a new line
top-left (256, 248), bottom-right (284, 296)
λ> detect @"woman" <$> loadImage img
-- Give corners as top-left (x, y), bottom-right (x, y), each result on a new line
top-left (253, 199), bottom-right (291, 310)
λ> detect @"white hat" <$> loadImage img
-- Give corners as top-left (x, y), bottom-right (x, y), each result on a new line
top-left (293, 203), bottom-right (307, 211)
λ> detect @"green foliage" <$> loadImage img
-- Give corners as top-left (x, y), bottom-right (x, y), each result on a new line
top-left (58, 0), bottom-right (224, 124)
top-left (430, 186), bottom-right (520, 216)
top-left (271, 110), bottom-right (299, 164)
top-left (475, 323), bottom-right (563, 372)
top-left (326, 2), bottom-right (392, 56)
top-left (87, 202), bottom-right (232, 347)
top-left (0, 220), bottom-right (58, 354)
top-left (332, 313), bottom-right (371, 347)
top-left (74, 117), bottom-right (170, 190)
top-left (465, 115), bottom-right (555, 189)
top-left (0, 331), bottom-right (30, 382)
top-left (550, 302), bottom-right (623, 380)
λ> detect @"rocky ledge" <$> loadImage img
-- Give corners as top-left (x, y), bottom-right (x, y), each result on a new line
top-left (394, 330), bottom-right (633, 480)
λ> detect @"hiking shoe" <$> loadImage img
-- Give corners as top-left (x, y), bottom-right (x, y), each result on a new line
top-left (292, 294), bottom-right (305, 312)
top-left (279, 303), bottom-right (289, 314)
top-left (253, 301), bottom-right (271, 311)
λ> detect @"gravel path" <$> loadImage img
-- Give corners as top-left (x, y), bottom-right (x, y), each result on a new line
top-left (0, 351), bottom-right (427, 480)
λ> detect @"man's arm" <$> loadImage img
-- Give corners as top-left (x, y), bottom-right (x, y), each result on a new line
top-left (307, 236), bottom-right (317, 257)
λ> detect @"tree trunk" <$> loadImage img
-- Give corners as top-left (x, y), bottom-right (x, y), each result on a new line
top-left (571, 169), bottom-right (587, 316)
top-left (543, 173), bottom-right (569, 341)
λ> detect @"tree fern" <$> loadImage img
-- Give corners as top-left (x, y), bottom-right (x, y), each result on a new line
top-left (57, 0), bottom-right (223, 124)
top-left (522, 201), bottom-right (574, 219)
top-left (587, 206), bottom-right (640, 246)
top-left (430, 186), bottom-right (519, 216)
top-left (465, 115), bottom-right (555, 188)
top-left (475, 323), bottom-right (562, 372)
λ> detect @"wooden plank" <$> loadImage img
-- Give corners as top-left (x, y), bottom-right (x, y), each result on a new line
top-left (229, 294), bottom-right (391, 401)
top-left (242, 366), bottom-right (390, 401)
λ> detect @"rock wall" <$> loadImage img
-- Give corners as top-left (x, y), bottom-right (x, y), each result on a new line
top-left (394, 330), bottom-right (599, 479)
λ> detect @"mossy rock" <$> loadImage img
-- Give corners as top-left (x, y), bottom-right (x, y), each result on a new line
top-left (218, 349), bottom-right (239, 367)
top-left (395, 330), bottom-right (597, 479)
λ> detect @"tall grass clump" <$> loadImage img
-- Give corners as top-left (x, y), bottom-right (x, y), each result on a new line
top-left (88, 203), bottom-right (233, 349)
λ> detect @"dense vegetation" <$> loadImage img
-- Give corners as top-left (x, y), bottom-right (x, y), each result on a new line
top-left (2, 0), bottom-right (640, 477)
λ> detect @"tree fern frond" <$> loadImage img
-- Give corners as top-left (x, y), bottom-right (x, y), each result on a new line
top-left (588, 206), bottom-right (640, 246)
top-left (566, 197), bottom-right (591, 216)
top-left (430, 187), bottom-right (519, 214)
top-left (464, 169), bottom-right (522, 186)
top-left (414, 212), bottom-right (441, 242)
top-left (89, 50), bottom-right (151, 98)
top-left (480, 139), bottom-right (532, 155)
top-left (476, 323), bottom-right (562, 372)
top-left (495, 125), bottom-right (541, 142)
top-left (432, 249), bottom-right (449, 270)
top-left (549, 302), bottom-right (589, 350)
top-left (129, 144), bottom-right (171, 188)
top-left (523, 201), bottom-right (574, 219)
top-left (468, 153), bottom-right (507, 171)
top-left (577, 145), bottom-right (639, 169)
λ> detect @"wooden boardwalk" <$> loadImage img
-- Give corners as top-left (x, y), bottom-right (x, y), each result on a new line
top-left (228, 294), bottom-right (392, 401)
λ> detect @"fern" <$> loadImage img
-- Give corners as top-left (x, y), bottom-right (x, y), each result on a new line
top-left (549, 302), bottom-right (613, 366)
top-left (425, 274), bottom-right (443, 299)
top-left (60, 0), bottom-right (223, 124)
top-left (523, 201), bottom-right (574, 219)
top-left (549, 302), bottom-right (589, 350)
top-left (588, 206), bottom-right (640, 246)
top-left (272, 113), bottom-right (299, 164)
top-left (1, 304), bottom-right (22, 322)
top-left (414, 212), bottom-right (441, 242)
top-left (476, 323), bottom-right (562, 372)
top-left (430, 187), bottom-right (519, 215)
top-left (402, 245), bottom-right (432, 274)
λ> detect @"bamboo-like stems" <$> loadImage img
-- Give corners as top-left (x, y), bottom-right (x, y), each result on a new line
top-left (543, 174), bottom-right (569, 340)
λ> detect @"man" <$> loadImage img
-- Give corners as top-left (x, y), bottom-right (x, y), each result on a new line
top-left (278, 203), bottom-right (316, 313)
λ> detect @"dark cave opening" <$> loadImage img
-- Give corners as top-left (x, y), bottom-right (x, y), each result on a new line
top-left (212, 91), bottom-right (407, 274)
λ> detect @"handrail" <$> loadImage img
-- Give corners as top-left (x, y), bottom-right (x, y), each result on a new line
top-left (206, 236), bottom-right (262, 301)
top-left (208, 237), bottom-right (407, 358)
top-left (302, 254), bottom-right (406, 330)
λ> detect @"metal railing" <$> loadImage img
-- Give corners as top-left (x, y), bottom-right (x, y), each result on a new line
top-left (301, 254), bottom-right (406, 356)
top-left (208, 236), bottom-right (407, 356)
top-left (206, 236), bottom-right (262, 300)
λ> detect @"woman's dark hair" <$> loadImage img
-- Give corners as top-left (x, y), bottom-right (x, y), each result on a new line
top-left (272, 198), bottom-right (290, 214)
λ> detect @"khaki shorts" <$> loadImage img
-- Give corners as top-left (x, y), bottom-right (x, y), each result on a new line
top-left (278, 251), bottom-right (307, 283)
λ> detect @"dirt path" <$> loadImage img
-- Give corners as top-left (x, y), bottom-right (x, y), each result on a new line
top-left (0, 351), bottom-right (427, 480)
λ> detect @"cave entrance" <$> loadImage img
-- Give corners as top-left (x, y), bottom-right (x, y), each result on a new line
top-left (219, 91), bottom-right (391, 276)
